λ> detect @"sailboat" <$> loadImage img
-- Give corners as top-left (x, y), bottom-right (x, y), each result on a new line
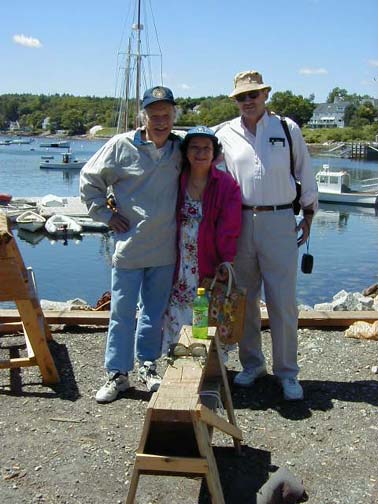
top-left (115, 0), bottom-right (164, 133)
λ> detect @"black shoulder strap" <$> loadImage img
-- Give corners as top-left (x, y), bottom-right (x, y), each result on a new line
top-left (280, 118), bottom-right (295, 180)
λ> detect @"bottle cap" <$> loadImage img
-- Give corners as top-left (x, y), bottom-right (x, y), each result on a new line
top-left (197, 287), bottom-right (206, 295)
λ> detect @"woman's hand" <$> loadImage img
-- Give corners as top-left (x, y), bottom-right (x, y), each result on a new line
top-left (216, 264), bottom-right (229, 282)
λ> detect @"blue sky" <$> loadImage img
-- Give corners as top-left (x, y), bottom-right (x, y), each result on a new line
top-left (2, 0), bottom-right (377, 103)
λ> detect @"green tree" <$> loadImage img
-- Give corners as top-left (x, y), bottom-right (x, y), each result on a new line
top-left (268, 91), bottom-right (315, 127)
top-left (326, 87), bottom-right (349, 103)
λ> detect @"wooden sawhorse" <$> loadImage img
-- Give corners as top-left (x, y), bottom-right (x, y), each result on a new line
top-left (126, 326), bottom-right (242, 503)
top-left (0, 211), bottom-right (59, 385)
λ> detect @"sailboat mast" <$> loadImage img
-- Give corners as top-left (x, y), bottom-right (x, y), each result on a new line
top-left (135, 0), bottom-right (142, 128)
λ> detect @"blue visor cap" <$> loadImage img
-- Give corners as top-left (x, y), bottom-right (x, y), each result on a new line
top-left (142, 86), bottom-right (176, 108)
top-left (185, 126), bottom-right (216, 140)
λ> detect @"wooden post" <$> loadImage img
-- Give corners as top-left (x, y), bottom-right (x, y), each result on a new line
top-left (0, 211), bottom-right (59, 384)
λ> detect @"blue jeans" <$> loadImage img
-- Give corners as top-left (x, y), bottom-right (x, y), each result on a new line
top-left (104, 264), bottom-right (175, 374)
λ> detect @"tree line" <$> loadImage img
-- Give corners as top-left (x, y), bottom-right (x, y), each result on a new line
top-left (0, 88), bottom-right (376, 139)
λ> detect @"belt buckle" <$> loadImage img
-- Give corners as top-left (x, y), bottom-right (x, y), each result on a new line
top-left (251, 205), bottom-right (259, 212)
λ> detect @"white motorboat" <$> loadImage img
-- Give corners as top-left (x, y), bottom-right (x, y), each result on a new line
top-left (40, 151), bottom-right (87, 169)
top-left (16, 210), bottom-right (46, 232)
top-left (316, 165), bottom-right (378, 207)
top-left (45, 214), bottom-right (83, 236)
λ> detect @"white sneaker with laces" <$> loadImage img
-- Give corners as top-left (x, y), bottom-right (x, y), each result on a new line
top-left (138, 361), bottom-right (161, 392)
top-left (234, 365), bottom-right (267, 387)
top-left (280, 377), bottom-right (304, 401)
top-left (95, 373), bottom-right (130, 403)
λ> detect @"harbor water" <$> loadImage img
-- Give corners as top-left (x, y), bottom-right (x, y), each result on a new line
top-left (1, 135), bottom-right (378, 308)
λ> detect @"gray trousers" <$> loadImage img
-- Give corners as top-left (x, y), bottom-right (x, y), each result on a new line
top-left (234, 208), bottom-right (299, 378)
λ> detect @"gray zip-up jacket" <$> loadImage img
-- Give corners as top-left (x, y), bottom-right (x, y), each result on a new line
top-left (80, 129), bottom-right (182, 269)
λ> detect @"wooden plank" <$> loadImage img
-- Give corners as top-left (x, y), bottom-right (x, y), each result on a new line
top-left (196, 405), bottom-right (243, 441)
top-left (135, 453), bottom-right (209, 474)
top-left (191, 412), bottom-right (225, 504)
top-left (0, 322), bottom-right (23, 334)
top-left (0, 258), bottom-right (30, 301)
top-left (1, 309), bottom-right (376, 328)
top-left (0, 357), bottom-right (37, 368)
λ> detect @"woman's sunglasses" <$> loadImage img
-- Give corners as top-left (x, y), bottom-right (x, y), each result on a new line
top-left (235, 91), bottom-right (261, 102)
top-left (168, 342), bottom-right (208, 359)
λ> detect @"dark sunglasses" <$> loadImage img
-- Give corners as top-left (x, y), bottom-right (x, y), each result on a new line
top-left (235, 91), bottom-right (261, 102)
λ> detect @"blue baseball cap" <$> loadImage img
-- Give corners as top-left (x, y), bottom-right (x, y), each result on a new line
top-left (142, 86), bottom-right (176, 109)
top-left (185, 126), bottom-right (216, 139)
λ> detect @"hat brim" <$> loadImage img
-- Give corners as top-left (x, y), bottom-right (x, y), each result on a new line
top-left (230, 83), bottom-right (271, 98)
top-left (143, 97), bottom-right (176, 109)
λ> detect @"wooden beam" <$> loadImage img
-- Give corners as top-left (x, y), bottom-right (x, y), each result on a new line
top-left (1, 309), bottom-right (377, 328)
top-left (135, 454), bottom-right (208, 474)
top-left (196, 404), bottom-right (243, 441)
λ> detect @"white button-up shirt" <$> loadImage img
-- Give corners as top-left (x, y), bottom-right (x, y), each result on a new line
top-left (216, 112), bottom-right (318, 209)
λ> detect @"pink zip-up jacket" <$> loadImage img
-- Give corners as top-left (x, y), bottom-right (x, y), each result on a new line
top-left (176, 163), bottom-right (242, 283)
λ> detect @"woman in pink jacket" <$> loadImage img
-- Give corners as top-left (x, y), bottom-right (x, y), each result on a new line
top-left (162, 126), bottom-right (242, 352)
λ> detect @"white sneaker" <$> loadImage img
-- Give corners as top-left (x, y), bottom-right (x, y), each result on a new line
top-left (95, 373), bottom-right (130, 403)
top-left (138, 361), bottom-right (161, 392)
top-left (234, 366), bottom-right (267, 387)
top-left (280, 377), bottom-right (304, 401)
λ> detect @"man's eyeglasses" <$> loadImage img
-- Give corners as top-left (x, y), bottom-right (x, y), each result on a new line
top-left (235, 91), bottom-right (261, 102)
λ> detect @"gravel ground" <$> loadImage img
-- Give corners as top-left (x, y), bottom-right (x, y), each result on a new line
top-left (0, 326), bottom-right (377, 504)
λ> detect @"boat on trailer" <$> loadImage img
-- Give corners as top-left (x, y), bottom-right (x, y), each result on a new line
top-left (316, 165), bottom-right (378, 207)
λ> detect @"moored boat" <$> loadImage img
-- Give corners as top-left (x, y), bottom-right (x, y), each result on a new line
top-left (40, 151), bottom-right (87, 169)
top-left (74, 217), bottom-right (109, 231)
top-left (16, 210), bottom-right (46, 232)
top-left (316, 165), bottom-right (378, 207)
top-left (45, 214), bottom-right (83, 236)
top-left (40, 141), bottom-right (70, 148)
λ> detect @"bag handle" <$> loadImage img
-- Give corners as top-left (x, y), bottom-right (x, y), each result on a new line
top-left (209, 262), bottom-right (236, 298)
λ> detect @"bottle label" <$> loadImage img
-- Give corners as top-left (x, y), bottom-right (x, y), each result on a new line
top-left (193, 309), bottom-right (208, 327)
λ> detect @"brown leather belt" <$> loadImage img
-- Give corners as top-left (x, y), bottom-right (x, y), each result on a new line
top-left (242, 203), bottom-right (293, 212)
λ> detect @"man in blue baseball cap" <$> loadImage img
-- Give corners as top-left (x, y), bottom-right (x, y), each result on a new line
top-left (81, 85), bottom-right (181, 403)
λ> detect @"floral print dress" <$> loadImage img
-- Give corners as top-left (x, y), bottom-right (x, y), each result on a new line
top-left (162, 192), bottom-right (202, 354)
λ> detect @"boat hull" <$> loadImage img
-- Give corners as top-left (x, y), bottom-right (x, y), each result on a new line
top-left (17, 221), bottom-right (45, 233)
top-left (318, 191), bottom-right (378, 207)
top-left (40, 161), bottom-right (86, 169)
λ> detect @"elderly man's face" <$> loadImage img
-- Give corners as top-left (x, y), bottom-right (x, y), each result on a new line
top-left (235, 89), bottom-right (268, 122)
top-left (145, 102), bottom-right (175, 148)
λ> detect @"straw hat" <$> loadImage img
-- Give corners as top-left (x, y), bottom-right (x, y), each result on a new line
top-left (229, 70), bottom-right (271, 98)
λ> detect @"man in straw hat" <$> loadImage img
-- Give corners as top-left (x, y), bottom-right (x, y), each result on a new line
top-left (81, 86), bottom-right (181, 403)
top-left (216, 70), bottom-right (318, 400)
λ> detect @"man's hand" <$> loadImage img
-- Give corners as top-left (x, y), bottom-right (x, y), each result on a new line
top-left (296, 217), bottom-right (311, 247)
top-left (108, 213), bottom-right (130, 233)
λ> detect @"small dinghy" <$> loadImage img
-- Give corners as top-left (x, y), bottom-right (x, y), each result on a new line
top-left (16, 210), bottom-right (46, 232)
top-left (45, 214), bottom-right (83, 236)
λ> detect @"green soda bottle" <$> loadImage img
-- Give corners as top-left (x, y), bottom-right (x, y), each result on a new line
top-left (192, 287), bottom-right (209, 339)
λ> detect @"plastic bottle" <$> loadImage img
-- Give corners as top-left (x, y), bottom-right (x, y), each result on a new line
top-left (192, 287), bottom-right (209, 339)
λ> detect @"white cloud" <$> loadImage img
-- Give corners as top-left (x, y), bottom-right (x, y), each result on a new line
top-left (180, 83), bottom-right (191, 90)
top-left (13, 34), bottom-right (42, 48)
top-left (368, 59), bottom-right (378, 67)
top-left (299, 67), bottom-right (328, 75)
